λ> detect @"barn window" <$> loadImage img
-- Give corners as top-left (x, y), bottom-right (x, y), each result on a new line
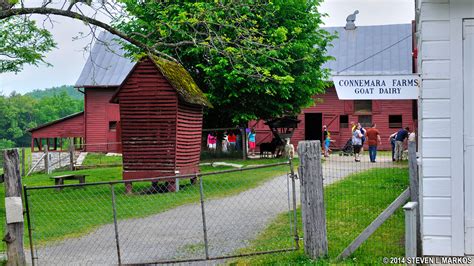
top-left (354, 100), bottom-right (372, 114)
top-left (109, 121), bottom-right (117, 131)
top-left (358, 115), bottom-right (372, 128)
top-left (389, 115), bottom-right (403, 128)
top-left (340, 115), bottom-right (349, 128)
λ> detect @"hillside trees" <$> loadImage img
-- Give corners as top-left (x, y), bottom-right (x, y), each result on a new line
top-left (0, 91), bottom-right (83, 148)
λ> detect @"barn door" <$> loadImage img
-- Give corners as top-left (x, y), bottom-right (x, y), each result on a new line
top-left (464, 19), bottom-right (474, 255)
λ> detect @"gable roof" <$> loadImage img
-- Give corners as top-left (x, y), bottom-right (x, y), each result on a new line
top-left (322, 23), bottom-right (413, 76)
top-left (110, 55), bottom-right (212, 107)
top-left (75, 31), bottom-right (135, 87)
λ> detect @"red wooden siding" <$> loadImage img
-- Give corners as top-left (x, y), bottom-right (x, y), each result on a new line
top-left (117, 58), bottom-right (179, 180)
top-left (30, 113), bottom-right (84, 138)
top-left (176, 102), bottom-right (203, 175)
top-left (84, 88), bottom-right (121, 153)
top-left (253, 87), bottom-right (416, 151)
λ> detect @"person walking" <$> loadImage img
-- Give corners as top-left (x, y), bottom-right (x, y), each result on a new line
top-left (394, 127), bottom-right (410, 161)
top-left (352, 124), bottom-right (363, 162)
top-left (365, 123), bottom-right (382, 163)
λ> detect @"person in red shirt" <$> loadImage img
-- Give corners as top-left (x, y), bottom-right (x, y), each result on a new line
top-left (228, 132), bottom-right (236, 151)
top-left (365, 123), bottom-right (382, 163)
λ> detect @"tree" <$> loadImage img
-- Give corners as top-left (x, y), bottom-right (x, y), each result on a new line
top-left (117, 0), bottom-right (333, 125)
top-left (0, 0), bottom-right (334, 125)
top-left (0, 16), bottom-right (56, 73)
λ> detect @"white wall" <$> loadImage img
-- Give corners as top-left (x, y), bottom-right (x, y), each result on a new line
top-left (418, 0), bottom-right (474, 256)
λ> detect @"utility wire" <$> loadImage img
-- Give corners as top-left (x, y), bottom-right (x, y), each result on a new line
top-left (337, 34), bottom-right (412, 74)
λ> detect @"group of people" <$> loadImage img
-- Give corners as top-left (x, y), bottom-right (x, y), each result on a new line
top-left (207, 130), bottom-right (242, 153)
top-left (206, 128), bottom-right (257, 154)
top-left (389, 127), bottom-right (416, 161)
top-left (351, 122), bottom-right (381, 162)
top-left (351, 122), bottom-right (415, 162)
top-left (324, 122), bottom-right (415, 163)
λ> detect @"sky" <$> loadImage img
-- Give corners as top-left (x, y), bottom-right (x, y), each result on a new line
top-left (0, 0), bottom-right (415, 95)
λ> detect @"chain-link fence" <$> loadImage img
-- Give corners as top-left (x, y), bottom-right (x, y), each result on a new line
top-left (322, 143), bottom-right (410, 262)
top-left (24, 162), bottom-right (299, 265)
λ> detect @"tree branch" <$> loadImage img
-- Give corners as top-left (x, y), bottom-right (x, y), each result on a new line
top-left (0, 7), bottom-right (178, 62)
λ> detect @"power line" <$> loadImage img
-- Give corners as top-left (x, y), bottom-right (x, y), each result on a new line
top-left (337, 34), bottom-right (412, 74)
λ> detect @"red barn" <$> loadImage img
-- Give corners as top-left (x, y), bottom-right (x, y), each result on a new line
top-left (252, 23), bottom-right (417, 151)
top-left (29, 32), bottom-right (135, 153)
top-left (111, 55), bottom-right (212, 192)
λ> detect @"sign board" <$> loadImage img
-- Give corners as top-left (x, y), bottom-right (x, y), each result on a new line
top-left (333, 75), bottom-right (420, 100)
top-left (5, 197), bottom-right (23, 224)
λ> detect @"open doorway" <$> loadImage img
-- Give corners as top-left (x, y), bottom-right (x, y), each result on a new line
top-left (305, 113), bottom-right (322, 141)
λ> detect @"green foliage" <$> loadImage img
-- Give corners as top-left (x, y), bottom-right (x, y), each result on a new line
top-left (116, 0), bottom-right (334, 125)
top-left (0, 16), bottom-right (56, 73)
top-left (0, 90), bottom-right (83, 147)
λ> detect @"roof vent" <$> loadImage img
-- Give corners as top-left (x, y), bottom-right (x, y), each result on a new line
top-left (345, 10), bottom-right (359, 30)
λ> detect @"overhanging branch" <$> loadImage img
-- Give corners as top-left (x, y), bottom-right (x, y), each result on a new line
top-left (0, 7), bottom-right (178, 62)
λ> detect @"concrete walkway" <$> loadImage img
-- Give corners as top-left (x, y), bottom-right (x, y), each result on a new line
top-left (30, 155), bottom-right (401, 265)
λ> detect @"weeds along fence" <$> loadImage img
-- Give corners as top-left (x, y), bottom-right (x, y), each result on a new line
top-left (23, 162), bottom-right (299, 265)
top-left (322, 146), bottom-right (410, 262)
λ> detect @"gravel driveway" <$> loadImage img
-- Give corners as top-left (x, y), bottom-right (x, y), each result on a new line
top-left (30, 156), bottom-right (398, 265)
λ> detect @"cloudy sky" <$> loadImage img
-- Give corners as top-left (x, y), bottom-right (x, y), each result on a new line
top-left (0, 0), bottom-right (415, 95)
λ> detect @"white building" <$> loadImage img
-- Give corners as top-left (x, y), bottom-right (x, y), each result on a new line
top-left (417, 0), bottom-right (474, 256)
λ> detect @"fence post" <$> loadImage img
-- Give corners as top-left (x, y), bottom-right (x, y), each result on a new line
top-left (408, 141), bottom-right (421, 255)
top-left (21, 148), bottom-right (25, 178)
top-left (3, 149), bottom-right (26, 265)
top-left (297, 140), bottom-right (328, 259)
top-left (43, 145), bottom-right (50, 174)
top-left (403, 201), bottom-right (418, 259)
top-left (69, 137), bottom-right (74, 171)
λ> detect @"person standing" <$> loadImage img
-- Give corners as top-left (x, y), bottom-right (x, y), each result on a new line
top-left (323, 125), bottom-right (328, 141)
top-left (365, 123), bottom-right (382, 163)
top-left (394, 127), bottom-right (410, 161)
top-left (389, 132), bottom-right (397, 161)
top-left (352, 124), bottom-right (363, 162)
top-left (408, 130), bottom-right (416, 142)
top-left (222, 131), bottom-right (229, 153)
top-left (228, 132), bottom-right (236, 151)
top-left (248, 128), bottom-right (256, 156)
top-left (324, 132), bottom-right (335, 157)
top-left (207, 132), bottom-right (217, 151)
top-left (359, 123), bottom-right (366, 153)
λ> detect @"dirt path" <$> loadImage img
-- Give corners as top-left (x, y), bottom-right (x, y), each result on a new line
top-left (30, 156), bottom-right (399, 265)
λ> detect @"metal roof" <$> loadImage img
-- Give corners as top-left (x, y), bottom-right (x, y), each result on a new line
top-left (75, 24), bottom-right (413, 87)
top-left (323, 23), bottom-right (413, 76)
top-left (75, 31), bottom-right (135, 87)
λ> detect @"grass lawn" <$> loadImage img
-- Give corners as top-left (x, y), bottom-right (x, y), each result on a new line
top-left (0, 157), bottom-right (293, 250)
top-left (232, 167), bottom-right (409, 265)
top-left (81, 153), bottom-right (123, 166)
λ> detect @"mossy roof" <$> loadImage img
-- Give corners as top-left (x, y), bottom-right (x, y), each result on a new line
top-left (150, 55), bottom-right (212, 108)
top-left (111, 54), bottom-right (212, 107)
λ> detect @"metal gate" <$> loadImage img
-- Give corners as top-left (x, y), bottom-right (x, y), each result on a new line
top-left (23, 162), bottom-right (299, 265)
